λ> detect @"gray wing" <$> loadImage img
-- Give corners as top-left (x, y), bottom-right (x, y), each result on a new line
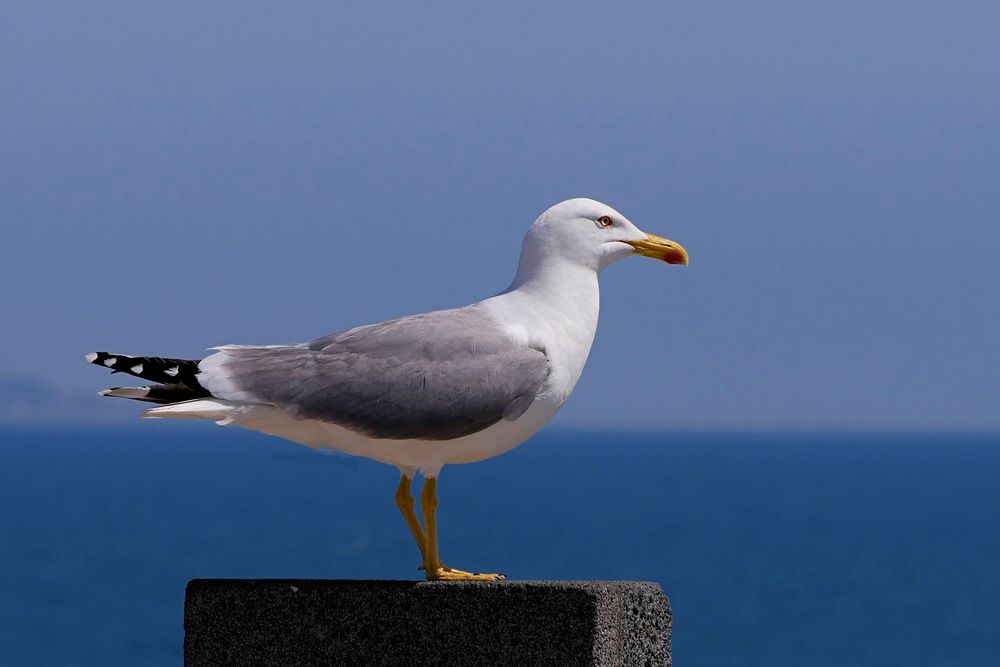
top-left (200, 306), bottom-right (550, 441)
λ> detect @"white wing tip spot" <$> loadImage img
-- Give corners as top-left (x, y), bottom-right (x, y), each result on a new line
top-left (85, 352), bottom-right (98, 363)
top-left (165, 366), bottom-right (179, 377)
top-left (131, 364), bottom-right (144, 374)
top-left (104, 357), bottom-right (117, 367)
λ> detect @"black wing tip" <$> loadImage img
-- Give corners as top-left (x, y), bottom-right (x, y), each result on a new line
top-left (85, 351), bottom-right (112, 365)
top-left (86, 351), bottom-right (210, 399)
top-left (85, 351), bottom-right (121, 367)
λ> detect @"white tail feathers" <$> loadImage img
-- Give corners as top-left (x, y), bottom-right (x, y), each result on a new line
top-left (143, 398), bottom-right (244, 424)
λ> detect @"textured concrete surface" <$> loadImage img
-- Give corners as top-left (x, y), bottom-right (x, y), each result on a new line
top-left (185, 579), bottom-right (671, 666)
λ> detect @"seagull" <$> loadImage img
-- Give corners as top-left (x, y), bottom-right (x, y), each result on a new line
top-left (86, 198), bottom-right (688, 581)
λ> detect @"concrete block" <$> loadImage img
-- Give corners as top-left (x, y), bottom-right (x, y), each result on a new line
top-left (185, 579), bottom-right (671, 666)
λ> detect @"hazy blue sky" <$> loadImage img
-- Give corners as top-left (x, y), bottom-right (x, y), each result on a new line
top-left (1, 1), bottom-right (997, 429)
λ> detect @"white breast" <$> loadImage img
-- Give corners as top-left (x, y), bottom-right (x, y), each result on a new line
top-left (479, 265), bottom-right (601, 405)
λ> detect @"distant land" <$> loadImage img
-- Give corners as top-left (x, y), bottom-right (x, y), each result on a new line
top-left (0, 376), bottom-right (134, 424)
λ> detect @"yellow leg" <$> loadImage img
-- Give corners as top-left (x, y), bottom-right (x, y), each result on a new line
top-left (420, 477), bottom-right (504, 582)
top-left (395, 475), bottom-right (426, 562)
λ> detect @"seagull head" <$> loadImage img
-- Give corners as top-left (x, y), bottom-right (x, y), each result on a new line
top-left (519, 198), bottom-right (689, 274)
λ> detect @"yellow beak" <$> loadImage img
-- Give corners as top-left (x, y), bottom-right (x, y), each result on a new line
top-left (625, 234), bottom-right (689, 266)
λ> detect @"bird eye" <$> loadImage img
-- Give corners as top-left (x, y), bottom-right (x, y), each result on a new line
top-left (596, 215), bottom-right (613, 228)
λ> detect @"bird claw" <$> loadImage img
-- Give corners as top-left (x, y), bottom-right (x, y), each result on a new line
top-left (425, 566), bottom-right (506, 582)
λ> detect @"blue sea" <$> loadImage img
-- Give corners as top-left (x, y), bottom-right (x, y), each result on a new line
top-left (1, 426), bottom-right (998, 665)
